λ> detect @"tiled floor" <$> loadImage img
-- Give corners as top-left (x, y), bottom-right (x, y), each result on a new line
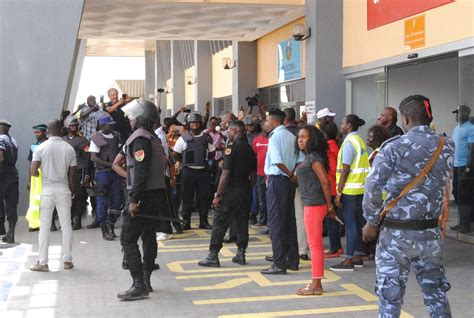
top-left (1, 214), bottom-right (473, 318)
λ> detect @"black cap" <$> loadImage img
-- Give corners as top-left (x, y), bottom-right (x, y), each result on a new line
top-left (452, 105), bottom-right (471, 115)
top-left (32, 124), bottom-right (47, 131)
top-left (229, 120), bottom-right (245, 130)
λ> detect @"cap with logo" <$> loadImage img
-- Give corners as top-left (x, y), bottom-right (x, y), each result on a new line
top-left (98, 114), bottom-right (116, 125)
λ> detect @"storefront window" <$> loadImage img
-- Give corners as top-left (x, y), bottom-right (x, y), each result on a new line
top-left (351, 72), bottom-right (386, 142)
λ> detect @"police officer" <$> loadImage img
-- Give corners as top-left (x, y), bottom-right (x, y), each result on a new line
top-left (89, 114), bottom-right (121, 240)
top-left (362, 95), bottom-right (454, 317)
top-left (63, 116), bottom-right (91, 230)
top-left (198, 120), bottom-right (257, 267)
top-left (117, 99), bottom-right (167, 300)
top-left (0, 119), bottom-right (19, 243)
top-left (172, 112), bottom-right (215, 230)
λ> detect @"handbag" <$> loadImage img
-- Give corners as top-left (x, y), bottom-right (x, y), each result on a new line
top-left (369, 136), bottom-right (445, 240)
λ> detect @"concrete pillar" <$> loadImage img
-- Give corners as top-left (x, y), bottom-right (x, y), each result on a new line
top-left (0, 0), bottom-right (84, 214)
top-left (305, 0), bottom-right (345, 122)
top-left (145, 49), bottom-right (156, 101)
top-left (155, 40), bottom-right (170, 114)
top-left (194, 40), bottom-right (212, 114)
top-left (171, 40), bottom-right (185, 113)
top-left (232, 41), bottom-right (258, 115)
top-left (66, 39), bottom-right (86, 111)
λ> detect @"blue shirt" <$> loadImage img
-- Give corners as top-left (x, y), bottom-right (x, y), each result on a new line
top-left (264, 125), bottom-right (303, 176)
top-left (341, 132), bottom-right (357, 165)
top-left (452, 121), bottom-right (474, 167)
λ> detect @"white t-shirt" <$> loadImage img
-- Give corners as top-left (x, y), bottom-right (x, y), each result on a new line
top-left (32, 136), bottom-right (77, 188)
top-left (173, 132), bottom-right (216, 169)
top-left (89, 132), bottom-right (114, 153)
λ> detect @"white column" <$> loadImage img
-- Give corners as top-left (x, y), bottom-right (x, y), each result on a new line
top-left (171, 40), bottom-right (185, 113)
top-left (194, 40), bottom-right (212, 114)
top-left (232, 41), bottom-right (258, 115)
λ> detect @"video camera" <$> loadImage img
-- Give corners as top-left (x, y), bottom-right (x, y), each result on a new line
top-left (245, 94), bottom-right (260, 108)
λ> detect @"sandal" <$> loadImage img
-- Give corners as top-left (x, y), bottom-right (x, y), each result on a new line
top-left (296, 284), bottom-right (323, 296)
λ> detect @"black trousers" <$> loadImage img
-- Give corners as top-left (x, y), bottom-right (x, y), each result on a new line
top-left (120, 190), bottom-right (166, 275)
top-left (209, 186), bottom-right (252, 251)
top-left (181, 167), bottom-right (211, 222)
top-left (266, 175), bottom-right (299, 269)
top-left (71, 169), bottom-right (87, 221)
top-left (456, 168), bottom-right (474, 230)
top-left (0, 170), bottom-right (19, 224)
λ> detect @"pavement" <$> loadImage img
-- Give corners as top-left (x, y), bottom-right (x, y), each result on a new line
top-left (1, 212), bottom-right (473, 318)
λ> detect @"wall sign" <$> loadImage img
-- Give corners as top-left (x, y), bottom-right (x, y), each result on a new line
top-left (404, 15), bottom-right (425, 50)
top-left (367, 0), bottom-right (453, 30)
top-left (277, 38), bottom-right (302, 82)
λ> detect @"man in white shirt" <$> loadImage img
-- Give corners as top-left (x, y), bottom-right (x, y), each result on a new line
top-left (172, 112), bottom-right (215, 230)
top-left (30, 120), bottom-right (77, 272)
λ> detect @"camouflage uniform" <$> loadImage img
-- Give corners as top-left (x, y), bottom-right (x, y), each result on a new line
top-left (363, 125), bottom-right (454, 318)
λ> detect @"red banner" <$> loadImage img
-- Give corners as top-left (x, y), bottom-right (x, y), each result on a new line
top-left (367, 0), bottom-right (454, 30)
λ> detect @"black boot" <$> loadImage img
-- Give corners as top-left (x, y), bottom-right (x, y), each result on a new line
top-left (72, 217), bottom-right (82, 230)
top-left (107, 221), bottom-right (117, 239)
top-left (86, 218), bottom-right (100, 229)
top-left (117, 273), bottom-right (149, 301)
top-left (182, 219), bottom-right (191, 231)
top-left (101, 224), bottom-right (114, 241)
top-left (2, 222), bottom-right (16, 243)
top-left (143, 270), bottom-right (153, 293)
top-left (0, 222), bottom-right (5, 236)
top-left (199, 219), bottom-right (212, 230)
top-left (198, 250), bottom-right (220, 267)
top-left (232, 247), bottom-right (246, 265)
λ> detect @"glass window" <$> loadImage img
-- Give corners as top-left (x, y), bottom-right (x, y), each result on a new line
top-left (351, 72), bottom-right (386, 143)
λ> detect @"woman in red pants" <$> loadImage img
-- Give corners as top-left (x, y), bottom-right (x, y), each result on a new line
top-left (295, 125), bottom-right (337, 295)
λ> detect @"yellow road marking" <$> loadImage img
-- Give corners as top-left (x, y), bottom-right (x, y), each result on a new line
top-left (217, 304), bottom-right (379, 317)
top-left (159, 235), bottom-right (270, 243)
top-left (193, 290), bottom-right (353, 305)
top-left (185, 278), bottom-right (254, 291)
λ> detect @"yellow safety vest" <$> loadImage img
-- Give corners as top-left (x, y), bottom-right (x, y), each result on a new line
top-left (26, 169), bottom-right (42, 229)
top-left (336, 134), bottom-right (370, 195)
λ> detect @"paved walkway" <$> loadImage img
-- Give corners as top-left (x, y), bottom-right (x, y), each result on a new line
top-left (1, 215), bottom-right (473, 318)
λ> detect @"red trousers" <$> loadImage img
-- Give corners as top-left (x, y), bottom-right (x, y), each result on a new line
top-left (304, 205), bottom-right (327, 279)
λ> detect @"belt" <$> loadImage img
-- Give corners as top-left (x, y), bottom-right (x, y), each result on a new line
top-left (382, 218), bottom-right (439, 230)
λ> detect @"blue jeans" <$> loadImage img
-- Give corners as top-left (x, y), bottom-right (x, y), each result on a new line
top-left (95, 170), bottom-right (122, 226)
top-left (341, 194), bottom-right (364, 258)
top-left (325, 196), bottom-right (342, 251)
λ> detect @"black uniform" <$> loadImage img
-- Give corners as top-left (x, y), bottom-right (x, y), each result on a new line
top-left (0, 133), bottom-right (19, 228)
top-left (63, 134), bottom-right (91, 227)
top-left (121, 128), bottom-right (168, 281)
top-left (209, 136), bottom-right (257, 252)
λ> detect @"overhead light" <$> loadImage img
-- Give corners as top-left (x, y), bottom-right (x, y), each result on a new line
top-left (186, 76), bottom-right (196, 85)
top-left (222, 57), bottom-right (236, 70)
top-left (292, 24), bottom-right (311, 41)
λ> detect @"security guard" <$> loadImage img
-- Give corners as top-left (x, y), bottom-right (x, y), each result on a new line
top-left (198, 120), bottom-right (257, 267)
top-left (172, 112), bottom-right (215, 230)
top-left (63, 116), bottom-right (91, 230)
top-left (363, 95), bottom-right (454, 317)
top-left (89, 114), bottom-right (121, 240)
top-left (0, 119), bottom-right (19, 243)
top-left (118, 99), bottom-right (167, 300)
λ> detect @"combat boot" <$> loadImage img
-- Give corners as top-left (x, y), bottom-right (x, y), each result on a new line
top-left (198, 250), bottom-right (220, 267)
top-left (2, 222), bottom-right (16, 243)
top-left (0, 222), bottom-right (5, 236)
top-left (232, 247), bottom-right (246, 265)
top-left (143, 270), bottom-right (153, 292)
top-left (107, 221), bottom-right (117, 239)
top-left (117, 273), bottom-right (149, 301)
top-left (101, 224), bottom-right (114, 241)
top-left (86, 218), bottom-right (100, 229)
top-left (72, 217), bottom-right (82, 230)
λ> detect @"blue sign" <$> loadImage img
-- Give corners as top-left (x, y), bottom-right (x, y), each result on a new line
top-left (277, 38), bottom-right (302, 82)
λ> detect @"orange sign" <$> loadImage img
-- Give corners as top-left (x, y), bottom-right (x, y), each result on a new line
top-left (404, 15), bottom-right (425, 50)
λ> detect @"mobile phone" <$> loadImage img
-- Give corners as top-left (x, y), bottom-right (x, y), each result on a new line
top-left (122, 94), bottom-right (127, 98)
top-left (100, 95), bottom-right (104, 103)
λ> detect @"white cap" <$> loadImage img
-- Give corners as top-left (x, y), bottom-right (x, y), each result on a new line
top-left (316, 107), bottom-right (336, 119)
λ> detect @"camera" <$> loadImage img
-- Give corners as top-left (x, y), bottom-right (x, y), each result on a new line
top-left (157, 88), bottom-right (165, 93)
top-left (99, 95), bottom-right (104, 103)
top-left (245, 94), bottom-right (260, 108)
top-left (122, 93), bottom-right (127, 99)
top-left (182, 107), bottom-right (191, 113)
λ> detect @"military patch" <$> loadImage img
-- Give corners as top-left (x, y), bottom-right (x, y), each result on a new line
top-left (225, 148), bottom-right (232, 156)
top-left (135, 150), bottom-right (145, 162)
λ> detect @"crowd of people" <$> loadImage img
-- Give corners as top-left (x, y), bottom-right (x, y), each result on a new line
top-left (0, 87), bottom-right (472, 316)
